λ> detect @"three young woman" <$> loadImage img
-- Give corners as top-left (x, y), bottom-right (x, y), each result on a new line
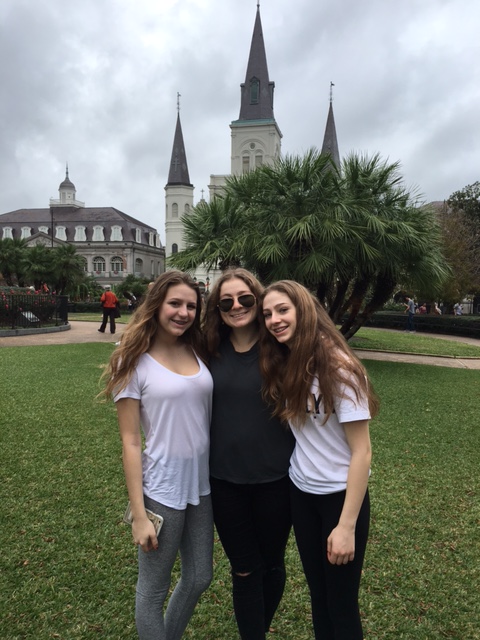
top-left (105, 270), bottom-right (378, 639)
top-left (204, 269), bottom-right (295, 640)
top-left (259, 280), bottom-right (379, 640)
top-left (103, 271), bottom-right (213, 640)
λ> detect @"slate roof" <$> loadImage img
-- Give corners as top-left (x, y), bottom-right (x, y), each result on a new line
top-left (0, 206), bottom-right (160, 244)
top-left (237, 6), bottom-right (275, 122)
top-left (167, 113), bottom-right (192, 187)
top-left (321, 102), bottom-right (340, 169)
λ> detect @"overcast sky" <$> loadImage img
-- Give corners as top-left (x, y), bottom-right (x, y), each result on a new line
top-left (1, 0), bottom-right (479, 242)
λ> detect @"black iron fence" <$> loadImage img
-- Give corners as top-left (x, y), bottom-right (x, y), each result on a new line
top-left (0, 293), bottom-right (68, 330)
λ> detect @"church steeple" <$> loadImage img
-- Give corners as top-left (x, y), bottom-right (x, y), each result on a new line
top-left (238, 4), bottom-right (275, 121)
top-left (321, 83), bottom-right (340, 170)
top-left (167, 96), bottom-right (192, 186)
top-left (229, 4), bottom-right (282, 177)
top-left (165, 94), bottom-right (194, 260)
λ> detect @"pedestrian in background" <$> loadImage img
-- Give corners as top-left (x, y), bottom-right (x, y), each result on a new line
top-left (99, 286), bottom-right (119, 334)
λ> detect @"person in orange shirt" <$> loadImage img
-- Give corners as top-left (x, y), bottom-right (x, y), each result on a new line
top-left (99, 286), bottom-right (119, 334)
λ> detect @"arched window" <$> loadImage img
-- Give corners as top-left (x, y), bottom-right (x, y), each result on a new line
top-left (255, 155), bottom-right (263, 168)
top-left (242, 156), bottom-right (250, 173)
top-left (92, 226), bottom-right (104, 241)
top-left (79, 256), bottom-right (88, 272)
top-left (184, 204), bottom-right (190, 214)
top-left (172, 203), bottom-right (179, 218)
top-left (135, 228), bottom-right (142, 243)
top-left (110, 256), bottom-right (124, 273)
top-left (3, 227), bottom-right (13, 239)
top-left (74, 226), bottom-right (86, 241)
top-left (135, 258), bottom-right (143, 275)
top-left (149, 232), bottom-right (154, 246)
top-left (250, 77), bottom-right (259, 104)
top-left (93, 256), bottom-right (106, 273)
top-left (110, 225), bottom-right (123, 241)
top-left (172, 243), bottom-right (178, 254)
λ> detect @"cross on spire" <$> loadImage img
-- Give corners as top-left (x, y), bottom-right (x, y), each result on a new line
top-left (330, 81), bottom-right (335, 103)
top-left (177, 92), bottom-right (181, 112)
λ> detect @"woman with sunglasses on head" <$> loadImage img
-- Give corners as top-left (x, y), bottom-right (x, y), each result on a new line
top-left (103, 271), bottom-right (213, 640)
top-left (203, 268), bottom-right (295, 640)
top-left (259, 281), bottom-right (379, 640)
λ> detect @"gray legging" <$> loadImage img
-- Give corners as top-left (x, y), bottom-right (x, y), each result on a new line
top-left (135, 495), bottom-right (213, 640)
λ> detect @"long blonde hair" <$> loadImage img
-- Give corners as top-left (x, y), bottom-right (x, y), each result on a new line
top-left (203, 268), bottom-right (264, 356)
top-left (259, 280), bottom-right (379, 427)
top-left (102, 271), bottom-right (204, 398)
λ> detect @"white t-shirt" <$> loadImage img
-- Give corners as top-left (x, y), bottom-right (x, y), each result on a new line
top-left (289, 378), bottom-right (371, 495)
top-left (115, 352), bottom-right (213, 509)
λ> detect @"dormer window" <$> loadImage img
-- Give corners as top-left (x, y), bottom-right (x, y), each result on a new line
top-left (21, 227), bottom-right (32, 239)
top-left (250, 77), bottom-right (259, 104)
top-left (3, 227), bottom-right (13, 239)
top-left (135, 228), bottom-right (142, 243)
top-left (75, 226), bottom-right (87, 241)
top-left (149, 232), bottom-right (154, 246)
top-left (110, 225), bottom-right (123, 241)
top-left (93, 226), bottom-right (104, 241)
top-left (55, 226), bottom-right (67, 241)
top-left (38, 226), bottom-right (49, 235)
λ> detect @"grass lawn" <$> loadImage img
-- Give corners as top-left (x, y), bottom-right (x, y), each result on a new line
top-left (68, 314), bottom-right (480, 358)
top-left (1, 345), bottom-right (479, 639)
top-left (349, 327), bottom-right (480, 358)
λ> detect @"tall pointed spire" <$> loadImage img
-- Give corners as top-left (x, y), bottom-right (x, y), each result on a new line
top-left (321, 83), bottom-right (340, 169)
top-left (238, 4), bottom-right (274, 121)
top-left (167, 95), bottom-right (192, 186)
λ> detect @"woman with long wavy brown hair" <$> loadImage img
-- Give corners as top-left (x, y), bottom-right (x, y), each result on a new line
top-left (259, 280), bottom-right (379, 640)
top-left (204, 268), bottom-right (294, 640)
top-left (103, 270), bottom-right (213, 640)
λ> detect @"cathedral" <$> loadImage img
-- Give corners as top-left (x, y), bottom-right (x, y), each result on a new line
top-left (164, 3), bottom-right (339, 290)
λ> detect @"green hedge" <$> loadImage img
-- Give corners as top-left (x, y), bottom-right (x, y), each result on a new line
top-left (366, 312), bottom-right (480, 338)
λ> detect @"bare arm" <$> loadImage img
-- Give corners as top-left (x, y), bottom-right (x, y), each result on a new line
top-left (117, 397), bottom-right (158, 552)
top-left (327, 419), bottom-right (371, 565)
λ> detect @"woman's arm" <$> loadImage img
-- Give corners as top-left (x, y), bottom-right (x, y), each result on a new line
top-left (117, 397), bottom-right (158, 552)
top-left (327, 419), bottom-right (371, 565)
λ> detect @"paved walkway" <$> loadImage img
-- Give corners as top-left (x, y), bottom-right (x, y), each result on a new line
top-left (1, 321), bottom-right (480, 369)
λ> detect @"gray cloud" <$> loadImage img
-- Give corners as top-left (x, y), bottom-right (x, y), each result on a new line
top-left (1, 0), bottom-right (479, 240)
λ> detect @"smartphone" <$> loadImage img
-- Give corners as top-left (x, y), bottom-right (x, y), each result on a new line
top-left (123, 502), bottom-right (164, 537)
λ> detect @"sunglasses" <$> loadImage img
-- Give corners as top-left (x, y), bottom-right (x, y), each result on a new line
top-left (217, 294), bottom-right (256, 313)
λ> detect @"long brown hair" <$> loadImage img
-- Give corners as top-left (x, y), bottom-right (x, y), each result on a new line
top-left (102, 270), bottom-right (204, 398)
top-left (203, 268), bottom-right (264, 356)
top-left (259, 280), bottom-right (379, 427)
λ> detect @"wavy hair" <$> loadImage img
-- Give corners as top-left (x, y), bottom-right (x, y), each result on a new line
top-left (259, 280), bottom-right (379, 427)
top-left (102, 270), bottom-right (204, 398)
top-left (202, 268), bottom-right (264, 356)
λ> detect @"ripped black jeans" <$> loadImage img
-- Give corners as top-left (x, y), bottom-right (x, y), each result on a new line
top-left (210, 475), bottom-right (292, 640)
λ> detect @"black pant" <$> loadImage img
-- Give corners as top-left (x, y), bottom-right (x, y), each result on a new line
top-left (99, 307), bottom-right (116, 333)
top-left (290, 482), bottom-right (370, 640)
top-left (210, 475), bottom-right (292, 640)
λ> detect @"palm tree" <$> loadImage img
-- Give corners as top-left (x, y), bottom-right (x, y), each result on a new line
top-left (22, 245), bottom-right (54, 291)
top-left (51, 244), bottom-right (86, 295)
top-left (0, 238), bottom-right (28, 286)
top-left (170, 149), bottom-right (449, 338)
top-left (168, 194), bottom-right (245, 272)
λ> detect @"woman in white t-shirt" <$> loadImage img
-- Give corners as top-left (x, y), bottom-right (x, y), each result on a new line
top-left (259, 281), bottom-right (379, 640)
top-left (103, 271), bottom-right (214, 640)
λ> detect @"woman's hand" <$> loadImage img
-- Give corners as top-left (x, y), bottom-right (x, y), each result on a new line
top-left (132, 517), bottom-right (159, 553)
top-left (327, 523), bottom-right (355, 565)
